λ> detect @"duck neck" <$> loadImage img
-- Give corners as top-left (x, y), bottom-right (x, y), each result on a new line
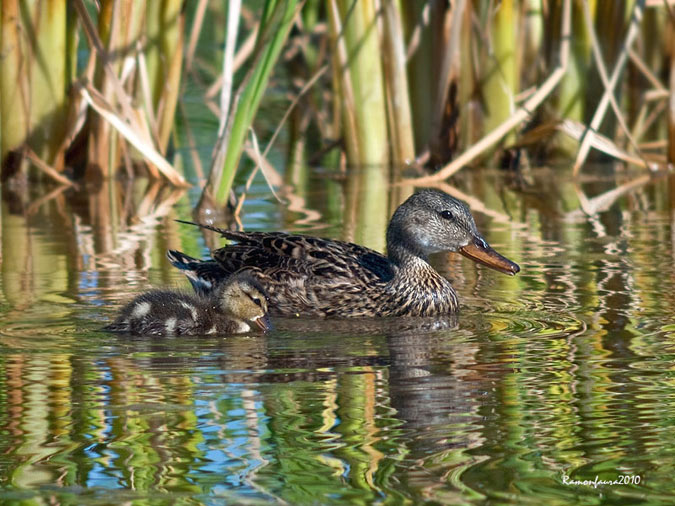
top-left (386, 221), bottom-right (429, 267)
top-left (387, 242), bottom-right (427, 268)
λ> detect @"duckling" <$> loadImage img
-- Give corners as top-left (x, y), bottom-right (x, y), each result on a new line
top-left (103, 273), bottom-right (270, 336)
top-left (168, 189), bottom-right (520, 318)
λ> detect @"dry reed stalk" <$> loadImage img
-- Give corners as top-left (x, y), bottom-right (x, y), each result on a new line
top-left (559, 119), bottom-right (652, 169)
top-left (264, 64), bottom-right (329, 157)
top-left (88, 1), bottom-right (137, 176)
top-left (24, 149), bottom-right (76, 187)
top-left (1, 0), bottom-right (69, 174)
top-left (428, 0), bottom-right (466, 164)
top-left (205, 28), bottom-right (259, 100)
top-left (73, 0), bottom-right (187, 185)
top-left (145, 0), bottom-right (184, 153)
top-left (136, 44), bottom-right (162, 148)
top-left (185, 0), bottom-right (209, 72)
top-left (80, 84), bottom-right (187, 186)
top-left (628, 48), bottom-right (667, 93)
top-left (636, 100), bottom-right (667, 141)
top-left (327, 0), bottom-right (361, 163)
top-left (234, 63), bottom-right (330, 215)
top-left (571, 0), bottom-right (648, 173)
top-left (381, 0), bottom-right (416, 166)
top-left (572, 0), bottom-right (646, 175)
top-left (405, 0), bottom-right (571, 185)
top-left (669, 9), bottom-right (675, 164)
top-left (639, 140), bottom-right (667, 149)
top-left (404, 2), bottom-right (430, 62)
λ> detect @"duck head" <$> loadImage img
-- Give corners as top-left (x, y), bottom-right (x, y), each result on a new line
top-left (219, 273), bottom-right (271, 331)
top-left (386, 189), bottom-right (519, 275)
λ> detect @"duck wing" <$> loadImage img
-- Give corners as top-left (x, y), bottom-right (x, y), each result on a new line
top-left (213, 231), bottom-right (395, 283)
top-left (175, 222), bottom-right (396, 316)
top-left (176, 222), bottom-right (395, 284)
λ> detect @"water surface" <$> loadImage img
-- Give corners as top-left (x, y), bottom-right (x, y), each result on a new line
top-left (1, 168), bottom-right (674, 504)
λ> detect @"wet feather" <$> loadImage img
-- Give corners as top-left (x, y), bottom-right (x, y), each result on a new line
top-left (168, 190), bottom-right (519, 318)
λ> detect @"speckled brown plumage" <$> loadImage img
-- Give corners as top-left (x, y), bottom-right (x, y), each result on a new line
top-left (103, 273), bottom-right (270, 335)
top-left (168, 190), bottom-right (520, 318)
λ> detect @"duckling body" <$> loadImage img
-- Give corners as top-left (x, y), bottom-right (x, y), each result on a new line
top-left (168, 190), bottom-right (519, 318)
top-left (104, 274), bottom-right (270, 336)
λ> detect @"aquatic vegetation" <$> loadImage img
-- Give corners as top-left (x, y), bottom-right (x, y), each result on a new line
top-left (1, 0), bottom-right (670, 206)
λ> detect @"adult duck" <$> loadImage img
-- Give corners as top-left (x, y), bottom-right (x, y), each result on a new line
top-left (168, 189), bottom-right (519, 318)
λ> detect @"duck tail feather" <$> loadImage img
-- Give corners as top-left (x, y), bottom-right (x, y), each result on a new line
top-left (174, 219), bottom-right (231, 236)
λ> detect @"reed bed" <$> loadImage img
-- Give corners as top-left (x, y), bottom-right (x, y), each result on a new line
top-left (1, 0), bottom-right (672, 213)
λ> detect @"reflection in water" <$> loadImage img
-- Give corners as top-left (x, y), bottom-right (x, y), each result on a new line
top-left (1, 170), bottom-right (675, 503)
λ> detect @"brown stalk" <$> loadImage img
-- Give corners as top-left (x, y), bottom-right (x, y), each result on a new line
top-left (405, 2), bottom-right (431, 62)
top-left (73, 0), bottom-right (140, 139)
top-left (205, 28), bottom-right (259, 100)
top-left (405, 0), bottom-right (571, 185)
top-left (25, 149), bottom-right (76, 187)
top-left (628, 48), bottom-right (667, 93)
top-left (559, 120), bottom-right (652, 169)
top-left (80, 84), bottom-right (188, 186)
top-left (572, 0), bottom-right (648, 174)
top-left (429, 0), bottom-right (466, 164)
top-left (185, 0), bottom-right (209, 72)
top-left (327, 0), bottom-right (359, 162)
top-left (670, 8), bottom-right (675, 164)
top-left (637, 100), bottom-right (667, 140)
top-left (381, 0), bottom-right (416, 166)
top-left (74, 0), bottom-right (182, 181)
top-left (136, 41), bottom-right (162, 149)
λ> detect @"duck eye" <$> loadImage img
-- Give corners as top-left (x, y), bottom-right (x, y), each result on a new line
top-left (252, 297), bottom-right (262, 307)
top-left (440, 210), bottom-right (454, 220)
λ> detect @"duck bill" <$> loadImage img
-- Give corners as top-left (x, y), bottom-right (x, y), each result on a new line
top-left (459, 237), bottom-right (520, 276)
top-left (254, 314), bottom-right (272, 332)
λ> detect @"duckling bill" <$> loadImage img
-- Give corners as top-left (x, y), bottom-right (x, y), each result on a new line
top-left (104, 273), bottom-right (270, 336)
top-left (168, 189), bottom-right (520, 318)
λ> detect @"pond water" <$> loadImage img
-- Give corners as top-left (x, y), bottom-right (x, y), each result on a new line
top-left (1, 167), bottom-right (675, 504)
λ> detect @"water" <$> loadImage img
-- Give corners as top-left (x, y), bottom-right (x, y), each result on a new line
top-left (1, 168), bottom-right (675, 504)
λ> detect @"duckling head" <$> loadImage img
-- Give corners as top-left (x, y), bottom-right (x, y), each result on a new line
top-left (386, 189), bottom-right (519, 275)
top-left (218, 273), bottom-right (271, 331)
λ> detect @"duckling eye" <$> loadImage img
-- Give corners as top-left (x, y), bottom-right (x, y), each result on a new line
top-left (252, 297), bottom-right (262, 307)
top-left (440, 210), bottom-right (454, 220)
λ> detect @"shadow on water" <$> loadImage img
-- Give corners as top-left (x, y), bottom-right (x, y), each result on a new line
top-left (2, 167), bottom-right (675, 503)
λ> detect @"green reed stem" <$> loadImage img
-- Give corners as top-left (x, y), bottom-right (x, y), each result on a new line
top-left (204, 0), bottom-right (298, 209)
top-left (145, 0), bottom-right (184, 153)
top-left (331, 0), bottom-right (390, 168)
top-left (1, 0), bottom-right (68, 173)
top-left (483, 0), bottom-right (517, 145)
